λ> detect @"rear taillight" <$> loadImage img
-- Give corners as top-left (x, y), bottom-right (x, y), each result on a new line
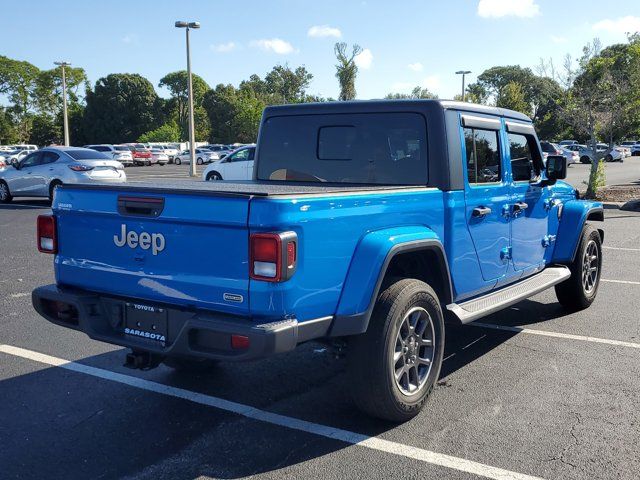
top-left (250, 231), bottom-right (297, 282)
top-left (37, 215), bottom-right (57, 253)
top-left (68, 164), bottom-right (94, 172)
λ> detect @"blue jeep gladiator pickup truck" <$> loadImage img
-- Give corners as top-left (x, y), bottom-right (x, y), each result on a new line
top-left (33, 100), bottom-right (604, 421)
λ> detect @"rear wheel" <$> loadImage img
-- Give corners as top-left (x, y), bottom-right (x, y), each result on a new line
top-left (48, 180), bottom-right (62, 202)
top-left (605, 154), bottom-right (613, 162)
top-left (175, 158), bottom-right (182, 165)
top-left (555, 224), bottom-right (602, 311)
top-left (206, 171), bottom-right (222, 181)
top-left (347, 278), bottom-right (444, 422)
top-left (580, 156), bottom-right (591, 164)
top-left (197, 157), bottom-right (203, 165)
top-left (163, 356), bottom-right (218, 373)
top-left (0, 180), bottom-right (12, 203)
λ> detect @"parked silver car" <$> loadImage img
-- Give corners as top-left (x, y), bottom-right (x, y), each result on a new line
top-left (85, 144), bottom-right (134, 166)
top-left (0, 147), bottom-right (126, 203)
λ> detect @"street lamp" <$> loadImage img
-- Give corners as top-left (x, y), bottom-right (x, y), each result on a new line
top-left (455, 70), bottom-right (471, 102)
top-left (175, 20), bottom-right (200, 177)
top-left (54, 61), bottom-right (71, 146)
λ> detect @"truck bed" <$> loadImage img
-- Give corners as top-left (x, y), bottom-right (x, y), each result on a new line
top-left (65, 180), bottom-right (422, 197)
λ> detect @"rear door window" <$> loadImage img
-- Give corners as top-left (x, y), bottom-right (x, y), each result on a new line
top-left (258, 112), bottom-right (427, 185)
top-left (463, 128), bottom-right (501, 184)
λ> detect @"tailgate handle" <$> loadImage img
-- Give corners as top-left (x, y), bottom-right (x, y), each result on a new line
top-left (118, 196), bottom-right (165, 217)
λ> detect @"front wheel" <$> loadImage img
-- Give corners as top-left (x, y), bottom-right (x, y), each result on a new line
top-left (347, 278), bottom-right (444, 422)
top-left (555, 224), bottom-right (602, 311)
top-left (175, 158), bottom-right (182, 165)
top-left (0, 180), bottom-right (12, 203)
top-left (196, 157), bottom-right (203, 165)
top-left (206, 171), bottom-right (222, 181)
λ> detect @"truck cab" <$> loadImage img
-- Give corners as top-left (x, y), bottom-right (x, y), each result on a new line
top-left (32, 100), bottom-right (603, 422)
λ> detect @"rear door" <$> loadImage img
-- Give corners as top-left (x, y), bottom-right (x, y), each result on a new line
top-left (462, 115), bottom-right (510, 282)
top-left (505, 122), bottom-right (551, 274)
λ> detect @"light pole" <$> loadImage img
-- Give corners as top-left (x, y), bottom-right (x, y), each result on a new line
top-left (175, 20), bottom-right (200, 177)
top-left (54, 61), bottom-right (71, 146)
top-left (455, 70), bottom-right (471, 102)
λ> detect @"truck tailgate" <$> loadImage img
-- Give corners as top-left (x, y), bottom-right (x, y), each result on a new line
top-left (53, 186), bottom-right (250, 315)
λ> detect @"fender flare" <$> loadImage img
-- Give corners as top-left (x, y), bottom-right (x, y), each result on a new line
top-left (552, 201), bottom-right (604, 263)
top-left (329, 226), bottom-right (452, 337)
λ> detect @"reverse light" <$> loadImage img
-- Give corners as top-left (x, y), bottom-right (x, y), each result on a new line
top-left (250, 231), bottom-right (298, 282)
top-left (68, 164), bottom-right (94, 172)
top-left (37, 215), bottom-right (57, 253)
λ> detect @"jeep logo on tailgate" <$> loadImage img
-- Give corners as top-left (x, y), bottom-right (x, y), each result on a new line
top-left (114, 224), bottom-right (165, 255)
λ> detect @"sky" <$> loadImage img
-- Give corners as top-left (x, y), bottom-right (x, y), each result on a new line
top-left (2, 0), bottom-right (640, 101)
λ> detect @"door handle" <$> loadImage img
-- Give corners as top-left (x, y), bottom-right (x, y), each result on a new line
top-left (513, 202), bottom-right (528, 213)
top-left (472, 206), bottom-right (492, 217)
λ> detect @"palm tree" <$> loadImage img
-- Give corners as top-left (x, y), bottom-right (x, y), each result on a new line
top-left (334, 42), bottom-right (362, 101)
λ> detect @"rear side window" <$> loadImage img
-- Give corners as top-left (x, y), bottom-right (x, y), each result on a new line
top-left (66, 149), bottom-right (110, 160)
top-left (464, 128), bottom-right (501, 184)
top-left (508, 133), bottom-right (538, 182)
top-left (258, 112), bottom-right (427, 185)
top-left (40, 151), bottom-right (60, 164)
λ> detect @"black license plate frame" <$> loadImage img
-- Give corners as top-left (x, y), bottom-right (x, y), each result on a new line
top-left (124, 302), bottom-right (168, 345)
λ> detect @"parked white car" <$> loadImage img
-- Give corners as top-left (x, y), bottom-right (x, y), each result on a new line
top-left (155, 144), bottom-right (179, 162)
top-left (4, 149), bottom-right (30, 165)
top-left (85, 144), bottom-right (134, 166)
top-left (174, 148), bottom-right (220, 165)
top-left (150, 149), bottom-right (169, 165)
top-left (0, 147), bottom-right (126, 203)
top-left (10, 144), bottom-right (38, 151)
top-left (202, 145), bottom-right (256, 181)
top-left (579, 144), bottom-right (623, 163)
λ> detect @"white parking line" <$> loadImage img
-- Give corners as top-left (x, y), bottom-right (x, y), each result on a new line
top-left (9, 292), bottom-right (29, 298)
top-left (470, 323), bottom-right (640, 350)
top-left (603, 246), bottom-right (640, 252)
top-left (0, 344), bottom-right (543, 480)
top-left (601, 278), bottom-right (640, 285)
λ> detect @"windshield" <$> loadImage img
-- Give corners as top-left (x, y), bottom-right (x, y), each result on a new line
top-left (66, 149), bottom-right (111, 160)
top-left (258, 112), bottom-right (428, 185)
top-left (114, 146), bottom-right (129, 151)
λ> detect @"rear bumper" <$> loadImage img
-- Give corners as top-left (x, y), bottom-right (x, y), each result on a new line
top-left (32, 284), bottom-right (331, 361)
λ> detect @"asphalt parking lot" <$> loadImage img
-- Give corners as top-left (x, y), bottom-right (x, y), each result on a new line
top-left (1, 167), bottom-right (639, 480)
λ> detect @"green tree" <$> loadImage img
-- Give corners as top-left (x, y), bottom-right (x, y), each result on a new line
top-left (385, 86), bottom-right (436, 99)
top-left (159, 71), bottom-right (211, 140)
top-left (264, 65), bottom-right (313, 103)
top-left (203, 84), bottom-right (265, 143)
top-left (334, 42), bottom-right (362, 101)
top-left (0, 56), bottom-right (40, 141)
top-left (0, 106), bottom-right (19, 144)
top-left (138, 121), bottom-right (181, 143)
top-left (496, 81), bottom-right (529, 114)
top-left (83, 73), bottom-right (162, 143)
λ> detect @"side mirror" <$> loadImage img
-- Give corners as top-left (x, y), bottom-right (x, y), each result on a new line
top-left (545, 155), bottom-right (567, 182)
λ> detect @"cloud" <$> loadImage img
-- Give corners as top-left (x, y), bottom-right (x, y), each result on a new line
top-left (550, 35), bottom-right (567, 44)
top-left (307, 25), bottom-right (342, 38)
top-left (408, 62), bottom-right (424, 72)
top-left (422, 75), bottom-right (441, 92)
top-left (250, 38), bottom-right (296, 54)
top-left (211, 42), bottom-right (237, 53)
top-left (592, 16), bottom-right (640, 34)
top-left (354, 48), bottom-right (373, 69)
top-left (121, 34), bottom-right (138, 44)
top-left (477, 0), bottom-right (540, 18)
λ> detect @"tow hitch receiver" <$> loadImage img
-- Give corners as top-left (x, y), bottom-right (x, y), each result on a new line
top-left (124, 350), bottom-right (164, 370)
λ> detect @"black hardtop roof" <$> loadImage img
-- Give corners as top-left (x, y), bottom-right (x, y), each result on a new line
top-left (263, 99), bottom-right (532, 123)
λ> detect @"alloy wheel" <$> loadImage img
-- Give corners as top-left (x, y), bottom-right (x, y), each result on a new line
top-left (582, 240), bottom-right (599, 294)
top-left (393, 306), bottom-right (435, 396)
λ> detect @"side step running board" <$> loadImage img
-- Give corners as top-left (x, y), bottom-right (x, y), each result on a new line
top-left (447, 266), bottom-right (571, 324)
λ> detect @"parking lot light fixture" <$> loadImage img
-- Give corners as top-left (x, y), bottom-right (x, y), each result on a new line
top-left (455, 70), bottom-right (471, 102)
top-left (54, 61), bottom-right (71, 146)
top-left (175, 20), bottom-right (200, 177)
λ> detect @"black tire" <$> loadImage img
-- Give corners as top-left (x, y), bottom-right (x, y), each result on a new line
top-left (175, 158), bottom-right (182, 165)
top-left (145, 160), bottom-right (151, 166)
top-left (163, 356), bottom-right (218, 373)
top-left (0, 180), bottom-right (12, 203)
top-left (347, 278), bottom-right (445, 422)
top-left (197, 157), bottom-right (203, 165)
top-left (605, 154), bottom-right (613, 162)
top-left (555, 224), bottom-right (602, 311)
top-left (206, 171), bottom-right (222, 181)
top-left (49, 180), bottom-right (62, 202)
top-left (580, 156), bottom-right (591, 164)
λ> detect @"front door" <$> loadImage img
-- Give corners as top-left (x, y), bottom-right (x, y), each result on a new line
top-left (505, 127), bottom-right (551, 273)
top-left (223, 148), bottom-right (250, 180)
top-left (10, 152), bottom-right (43, 194)
top-left (463, 124), bottom-right (510, 282)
